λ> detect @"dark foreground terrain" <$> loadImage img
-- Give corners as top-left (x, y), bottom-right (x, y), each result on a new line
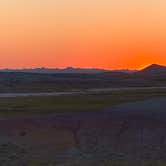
top-left (1, 64), bottom-right (166, 165)
top-left (1, 96), bottom-right (166, 165)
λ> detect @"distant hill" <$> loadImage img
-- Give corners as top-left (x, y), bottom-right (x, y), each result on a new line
top-left (137, 64), bottom-right (166, 76)
top-left (0, 64), bottom-right (165, 92)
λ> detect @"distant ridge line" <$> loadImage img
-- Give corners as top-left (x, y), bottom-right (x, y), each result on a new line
top-left (0, 67), bottom-right (136, 74)
top-left (0, 64), bottom-right (165, 74)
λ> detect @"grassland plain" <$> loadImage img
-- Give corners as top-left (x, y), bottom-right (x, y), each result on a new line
top-left (1, 89), bottom-right (166, 165)
top-left (0, 88), bottom-right (166, 116)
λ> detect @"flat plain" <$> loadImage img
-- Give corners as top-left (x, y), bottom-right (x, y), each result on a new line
top-left (0, 88), bottom-right (166, 165)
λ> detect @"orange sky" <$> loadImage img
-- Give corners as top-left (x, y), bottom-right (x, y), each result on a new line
top-left (0, 0), bottom-right (165, 69)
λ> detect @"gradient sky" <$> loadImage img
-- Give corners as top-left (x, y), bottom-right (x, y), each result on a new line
top-left (0, 0), bottom-right (165, 69)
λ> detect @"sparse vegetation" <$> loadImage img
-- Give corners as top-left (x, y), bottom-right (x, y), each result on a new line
top-left (0, 89), bottom-right (166, 116)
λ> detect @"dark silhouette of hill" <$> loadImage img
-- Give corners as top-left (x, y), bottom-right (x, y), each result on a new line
top-left (127, 64), bottom-right (166, 87)
top-left (0, 64), bottom-right (165, 92)
top-left (137, 64), bottom-right (166, 76)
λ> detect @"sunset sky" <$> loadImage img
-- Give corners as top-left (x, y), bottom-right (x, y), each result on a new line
top-left (0, 0), bottom-right (165, 69)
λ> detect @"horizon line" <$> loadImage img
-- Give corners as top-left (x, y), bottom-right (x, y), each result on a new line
top-left (0, 63), bottom-right (164, 71)
top-left (0, 66), bottom-right (138, 71)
